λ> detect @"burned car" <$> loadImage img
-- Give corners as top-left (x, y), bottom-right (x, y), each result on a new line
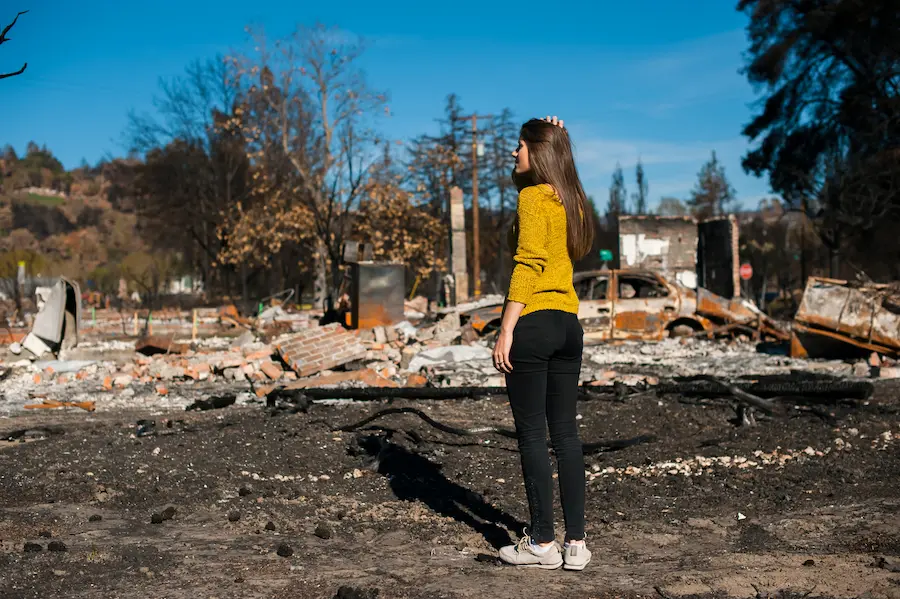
top-left (462, 269), bottom-right (787, 343)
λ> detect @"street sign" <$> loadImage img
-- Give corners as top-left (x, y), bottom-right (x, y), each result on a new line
top-left (739, 263), bottom-right (753, 280)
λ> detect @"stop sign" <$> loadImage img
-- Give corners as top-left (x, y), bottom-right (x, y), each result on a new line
top-left (739, 263), bottom-right (753, 280)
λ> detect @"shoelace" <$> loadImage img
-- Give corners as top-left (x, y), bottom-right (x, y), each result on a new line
top-left (515, 534), bottom-right (534, 553)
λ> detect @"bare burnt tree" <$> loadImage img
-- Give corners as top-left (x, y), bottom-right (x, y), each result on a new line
top-left (0, 11), bottom-right (27, 80)
top-left (126, 56), bottom-right (250, 298)
top-left (483, 107), bottom-right (518, 293)
top-left (223, 24), bottom-right (387, 304)
top-left (739, 0), bottom-right (900, 279)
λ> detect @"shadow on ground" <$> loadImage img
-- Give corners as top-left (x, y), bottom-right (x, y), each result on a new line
top-left (353, 433), bottom-right (525, 549)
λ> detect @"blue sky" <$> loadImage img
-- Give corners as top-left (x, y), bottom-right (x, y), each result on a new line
top-left (2, 0), bottom-right (771, 211)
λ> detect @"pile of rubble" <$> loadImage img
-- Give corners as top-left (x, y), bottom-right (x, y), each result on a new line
top-left (3, 285), bottom-right (900, 416)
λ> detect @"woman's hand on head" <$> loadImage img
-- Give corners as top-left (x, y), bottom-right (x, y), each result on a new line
top-left (543, 115), bottom-right (565, 129)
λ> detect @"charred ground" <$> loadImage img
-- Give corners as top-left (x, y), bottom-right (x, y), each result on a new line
top-left (0, 380), bottom-right (898, 599)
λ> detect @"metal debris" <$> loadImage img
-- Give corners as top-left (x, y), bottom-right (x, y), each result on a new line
top-left (792, 277), bottom-right (900, 359)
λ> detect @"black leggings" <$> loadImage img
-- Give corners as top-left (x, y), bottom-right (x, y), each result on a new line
top-left (505, 309), bottom-right (585, 543)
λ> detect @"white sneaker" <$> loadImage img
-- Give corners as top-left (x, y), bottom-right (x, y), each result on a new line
top-left (563, 541), bottom-right (591, 571)
top-left (498, 534), bottom-right (563, 569)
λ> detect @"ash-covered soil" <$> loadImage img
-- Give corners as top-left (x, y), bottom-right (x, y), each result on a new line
top-left (0, 381), bottom-right (898, 599)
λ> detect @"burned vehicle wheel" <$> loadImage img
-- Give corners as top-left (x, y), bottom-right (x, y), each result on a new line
top-left (667, 319), bottom-right (704, 338)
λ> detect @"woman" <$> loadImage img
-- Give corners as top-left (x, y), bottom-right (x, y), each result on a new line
top-left (493, 115), bottom-right (594, 571)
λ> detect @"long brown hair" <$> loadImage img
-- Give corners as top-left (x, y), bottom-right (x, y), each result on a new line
top-left (513, 119), bottom-right (595, 260)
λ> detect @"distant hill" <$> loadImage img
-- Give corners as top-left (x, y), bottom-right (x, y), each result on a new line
top-left (1, 143), bottom-right (147, 294)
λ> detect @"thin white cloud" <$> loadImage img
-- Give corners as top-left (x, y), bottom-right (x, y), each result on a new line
top-left (573, 135), bottom-right (746, 175)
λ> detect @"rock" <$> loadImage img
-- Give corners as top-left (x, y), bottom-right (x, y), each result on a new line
top-left (48, 541), bottom-right (67, 552)
top-left (159, 365), bottom-right (186, 380)
top-left (803, 559), bottom-right (815, 567)
top-left (460, 326), bottom-right (479, 344)
top-left (151, 513), bottom-right (164, 524)
top-left (400, 347), bottom-right (418, 370)
top-left (23, 542), bottom-right (42, 553)
top-left (230, 331), bottom-right (257, 348)
top-left (39, 530), bottom-right (52, 538)
top-left (224, 367), bottom-right (246, 381)
top-left (433, 312), bottom-right (461, 344)
top-left (265, 521), bottom-right (276, 531)
top-left (228, 511), bottom-right (241, 522)
top-left (88, 514), bottom-right (102, 522)
top-left (276, 543), bottom-right (293, 558)
top-left (374, 327), bottom-right (388, 344)
top-left (405, 296), bottom-right (428, 313)
top-left (335, 585), bottom-right (380, 599)
top-left (879, 366), bottom-right (900, 379)
top-left (161, 506), bottom-right (176, 521)
top-left (416, 325), bottom-right (435, 342)
top-left (234, 577), bottom-right (245, 583)
top-left (875, 556), bottom-right (900, 573)
top-left (393, 321), bottom-right (418, 341)
top-left (113, 374), bottom-right (134, 388)
top-left (314, 522), bottom-right (333, 539)
top-left (239, 486), bottom-right (253, 497)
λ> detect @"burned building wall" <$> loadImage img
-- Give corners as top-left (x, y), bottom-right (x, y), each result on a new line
top-left (618, 216), bottom-right (699, 288)
top-left (698, 215), bottom-right (740, 298)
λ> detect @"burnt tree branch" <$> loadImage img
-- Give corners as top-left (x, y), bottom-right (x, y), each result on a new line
top-left (0, 10), bottom-right (28, 80)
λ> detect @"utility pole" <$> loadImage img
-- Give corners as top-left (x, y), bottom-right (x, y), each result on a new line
top-left (455, 113), bottom-right (493, 297)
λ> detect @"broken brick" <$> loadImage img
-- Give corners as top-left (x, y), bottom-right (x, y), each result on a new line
top-left (406, 373), bottom-right (428, 387)
top-left (33, 374), bottom-right (42, 384)
top-left (275, 324), bottom-right (366, 378)
top-left (255, 384), bottom-right (276, 398)
top-left (259, 361), bottom-right (284, 380)
top-left (217, 356), bottom-right (245, 371)
top-left (102, 376), bottom-right (112, 391)
top-left (155, 385), bottom-right (168, 396)
top-left (291, 368), bottom-right (397, 389)
top-left (244, 347), bottom-right (274, 361)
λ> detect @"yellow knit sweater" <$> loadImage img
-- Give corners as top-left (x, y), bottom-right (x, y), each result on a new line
top-left (506, 184), bottom-right (579, 316)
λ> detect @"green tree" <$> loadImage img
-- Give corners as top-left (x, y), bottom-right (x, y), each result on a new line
top-left (688, 151), bottom-right (735, 220)
top-left (632, 159), bottom-right (648, 215)
top-left (738, 0), bottom-right (900, 278)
